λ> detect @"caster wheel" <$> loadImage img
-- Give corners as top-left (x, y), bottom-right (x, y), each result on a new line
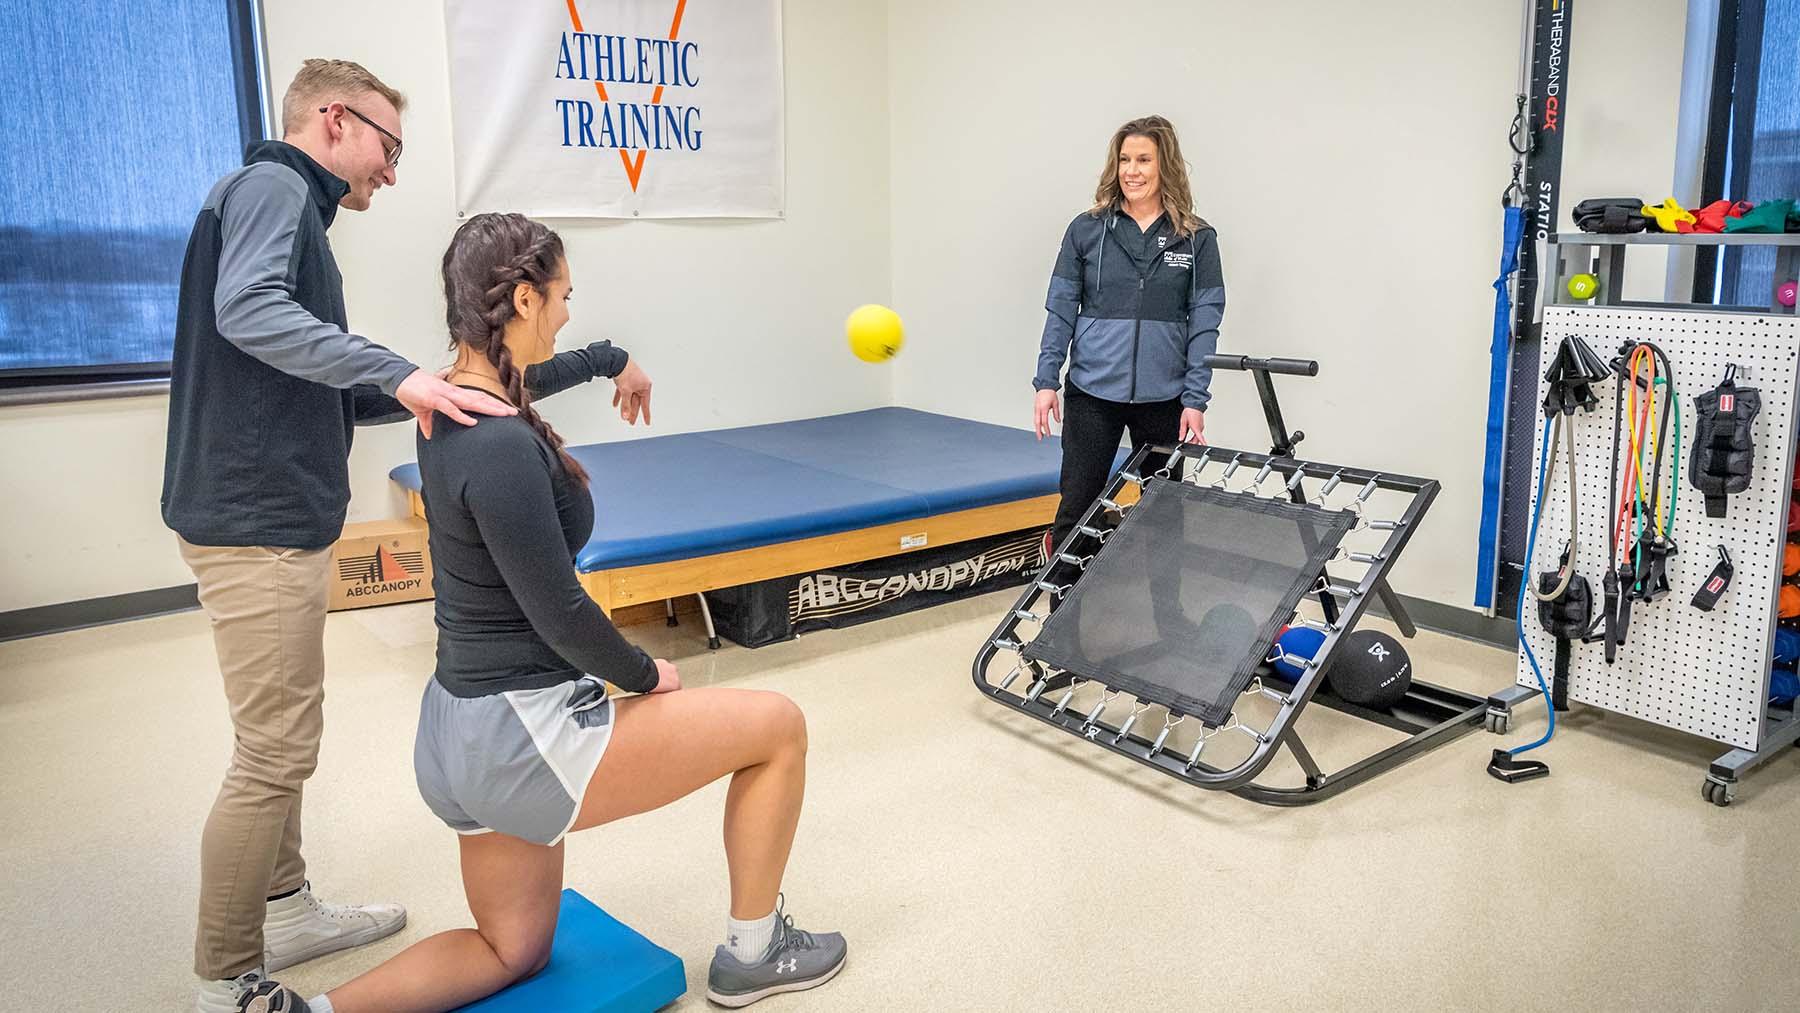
top-left (708, 637), bottom-right (722, 650)
top-left (1702, 777), bottom-right (1736, 807)
top-left (1484, 709), bottom-right (1511, 735)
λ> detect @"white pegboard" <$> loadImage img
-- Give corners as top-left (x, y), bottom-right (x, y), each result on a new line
top-left (1516, 308), bottom-right (1800, 751)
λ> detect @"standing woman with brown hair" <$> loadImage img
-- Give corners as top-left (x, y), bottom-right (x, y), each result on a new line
top-left (1032, 115), bottom-right (1226, 556)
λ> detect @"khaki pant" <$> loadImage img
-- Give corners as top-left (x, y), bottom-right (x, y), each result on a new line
top-left (179, 537), bottom-right (332, 979)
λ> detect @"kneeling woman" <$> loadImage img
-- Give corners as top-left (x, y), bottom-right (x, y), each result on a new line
top-left (243, 213), bottom-right (846, 1013)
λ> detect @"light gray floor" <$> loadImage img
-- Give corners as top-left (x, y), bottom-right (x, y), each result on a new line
top-left (2, 592), bottom-right (1797, 1011)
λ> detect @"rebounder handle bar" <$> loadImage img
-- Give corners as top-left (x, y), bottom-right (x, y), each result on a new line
top-left (1203, 352), bottom-right (1327, 619)
top-left (1204, 354), bottom-right (1319, 377)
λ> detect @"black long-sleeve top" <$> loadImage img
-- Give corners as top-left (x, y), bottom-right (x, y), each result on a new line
top-left (418, 358), bottom-right (658, 698)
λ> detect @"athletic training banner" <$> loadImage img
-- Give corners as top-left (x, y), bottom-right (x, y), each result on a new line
top-left (444, 0), bottom-right (784, 218)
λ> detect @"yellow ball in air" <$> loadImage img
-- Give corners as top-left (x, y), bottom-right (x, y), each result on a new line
top-left (846, 304), bottom-right (904, 363)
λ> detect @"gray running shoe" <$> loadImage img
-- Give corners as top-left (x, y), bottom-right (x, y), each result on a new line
top-left (235, 980), bottom-right (311, 1013)
top-left (705, 899), bottom-right (847, 1008)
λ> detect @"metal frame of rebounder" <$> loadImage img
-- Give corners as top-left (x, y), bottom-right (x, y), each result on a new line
top-left (971, 442), bottom-right (1490, 805)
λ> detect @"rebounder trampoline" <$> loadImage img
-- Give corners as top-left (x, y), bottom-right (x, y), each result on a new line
top-left (973, 355), bottom-right (1492, 804)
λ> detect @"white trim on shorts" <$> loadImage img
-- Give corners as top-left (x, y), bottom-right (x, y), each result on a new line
top-left (502, 682), bottom-right (614, 847)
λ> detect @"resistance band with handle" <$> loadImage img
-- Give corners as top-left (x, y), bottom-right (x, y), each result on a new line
top-left (1490, 334), bottom-right (1608, 784)
top-left (1595, 342), bottom-right (1681, 664)
top-left (1490, 414), bottom-right (1561, 784)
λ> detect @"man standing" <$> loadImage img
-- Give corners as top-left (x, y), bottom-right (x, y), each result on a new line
top-left (165, 60), bottom-right (651, 1012)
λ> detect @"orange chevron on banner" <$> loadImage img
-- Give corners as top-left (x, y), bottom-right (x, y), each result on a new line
top-left (564, 0), bottom-right (690, 192)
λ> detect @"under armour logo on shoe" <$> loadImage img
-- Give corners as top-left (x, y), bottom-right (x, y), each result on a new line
top-left (777, 958), bottom-right (797, 974)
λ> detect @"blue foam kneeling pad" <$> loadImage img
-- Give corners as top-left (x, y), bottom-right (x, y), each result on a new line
top-left (456, 890), bottom-right (686, 1013)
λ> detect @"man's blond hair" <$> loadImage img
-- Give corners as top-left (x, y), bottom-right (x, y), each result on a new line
top-left (281, 59), bottom-right (406, 137)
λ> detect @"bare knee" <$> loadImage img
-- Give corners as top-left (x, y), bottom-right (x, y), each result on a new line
top-left (756, 692), bottom-right (807, 757)
top-left (485, 928), bottom-right (553, 983)
top-left (520, 947), bottom-right (552, 979)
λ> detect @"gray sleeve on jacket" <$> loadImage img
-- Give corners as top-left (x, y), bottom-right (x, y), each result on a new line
top-left (212, 166), bottom-right (417, 394)
top-left (1035, 219), bottom-right (1084, 391)
top-left (1183, 229), bottom-right (1226, 410)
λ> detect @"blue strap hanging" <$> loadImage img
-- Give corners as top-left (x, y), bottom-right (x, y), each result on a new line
top-left (1474, 203), bottom-right (1526, 609)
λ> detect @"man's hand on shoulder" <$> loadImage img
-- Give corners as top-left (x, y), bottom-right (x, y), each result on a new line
top-left (395, 369), bottom-right (517, 438)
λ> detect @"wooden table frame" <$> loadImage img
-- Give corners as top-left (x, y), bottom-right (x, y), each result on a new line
top-left (405, 490), bottom-right (1060, 625)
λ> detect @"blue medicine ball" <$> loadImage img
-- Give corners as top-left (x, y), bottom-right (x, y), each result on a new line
top-left (1271, 626), bottom-right (1326, 682)
top-left (1772, 668), bottom-right (1799, 707)
top-left (1774, 628), bottom-right (1800, 667)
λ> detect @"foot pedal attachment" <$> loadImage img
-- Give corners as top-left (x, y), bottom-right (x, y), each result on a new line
top-left (1690, 546), bottom-right (1734, 612)
top-left (1487, 749), bottom-right (1551, 784)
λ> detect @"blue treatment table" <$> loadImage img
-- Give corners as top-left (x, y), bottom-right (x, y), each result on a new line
top-left (392, 407), bottom-right (1111, 640)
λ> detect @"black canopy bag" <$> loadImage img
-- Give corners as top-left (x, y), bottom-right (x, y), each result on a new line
top-left (1689, 366), bottom-right (1761, 519)
top-left (1572, 197), bottom-right (1649, 234)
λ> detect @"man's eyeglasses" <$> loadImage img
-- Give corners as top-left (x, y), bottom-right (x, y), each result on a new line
top-left (320, 104), bottom-right (403, 167)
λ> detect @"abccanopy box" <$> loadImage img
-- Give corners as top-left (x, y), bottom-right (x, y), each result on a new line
top-left (329, 518), bottom-right (434, 611)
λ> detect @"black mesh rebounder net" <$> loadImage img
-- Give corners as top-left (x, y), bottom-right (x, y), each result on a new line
top-left (975, 356), bottom-right (1496, 804)
top-left (1022, 481), bottom-right (1355, 727)
top-left (973, 445), bottom-right (1492, 804)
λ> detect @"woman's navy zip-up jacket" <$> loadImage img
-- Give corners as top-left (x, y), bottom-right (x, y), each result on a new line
top-left (1033, 208), bottom-right (1225, 410)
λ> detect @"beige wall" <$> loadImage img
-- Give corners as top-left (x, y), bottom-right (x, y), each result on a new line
top-left (885, 0), bottom-right (1688, 607)
top-left (0, 0), bottom-right (893, 613)
top-left (0, 396), bottom-right (185, 610)
top-left (0, 0), bottom-right (1692, 615)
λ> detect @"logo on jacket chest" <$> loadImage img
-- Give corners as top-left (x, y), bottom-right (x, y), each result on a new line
top-left (1162, 251), bottom-right (1193, 270)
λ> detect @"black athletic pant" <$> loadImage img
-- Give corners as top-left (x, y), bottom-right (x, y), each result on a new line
top-left (1049, 383), bottom-right (1184, 555)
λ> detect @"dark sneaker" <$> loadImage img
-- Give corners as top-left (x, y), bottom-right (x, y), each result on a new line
top-left (236, 980), bottom-right (311, 1013)
top-left (705, 899), bottom-right (846, 1007)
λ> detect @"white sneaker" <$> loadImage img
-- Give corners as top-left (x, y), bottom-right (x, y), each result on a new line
top-left (194, 968), bottom-right (264, 1013)
top-left (263, 881), bottom-right (407, 972)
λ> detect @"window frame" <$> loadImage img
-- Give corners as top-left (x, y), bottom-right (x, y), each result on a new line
top-left (0, 0), bottom-right (271, 405)
top-left (1691, 0), bottom-right (1798, 304)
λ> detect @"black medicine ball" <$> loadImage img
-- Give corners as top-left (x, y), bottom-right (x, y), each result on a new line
top-left (1194, 602), bottom-right (1257, 670)
top-left (1325, 629), bottom-right (1412, 709)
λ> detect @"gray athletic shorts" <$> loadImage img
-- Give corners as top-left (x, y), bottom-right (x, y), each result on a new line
top-left (414, 675), bottom-right (615, 846)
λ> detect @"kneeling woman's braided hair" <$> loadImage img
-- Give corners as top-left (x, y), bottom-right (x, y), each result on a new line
top-left (441, 212), bottom-right (588, 485)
